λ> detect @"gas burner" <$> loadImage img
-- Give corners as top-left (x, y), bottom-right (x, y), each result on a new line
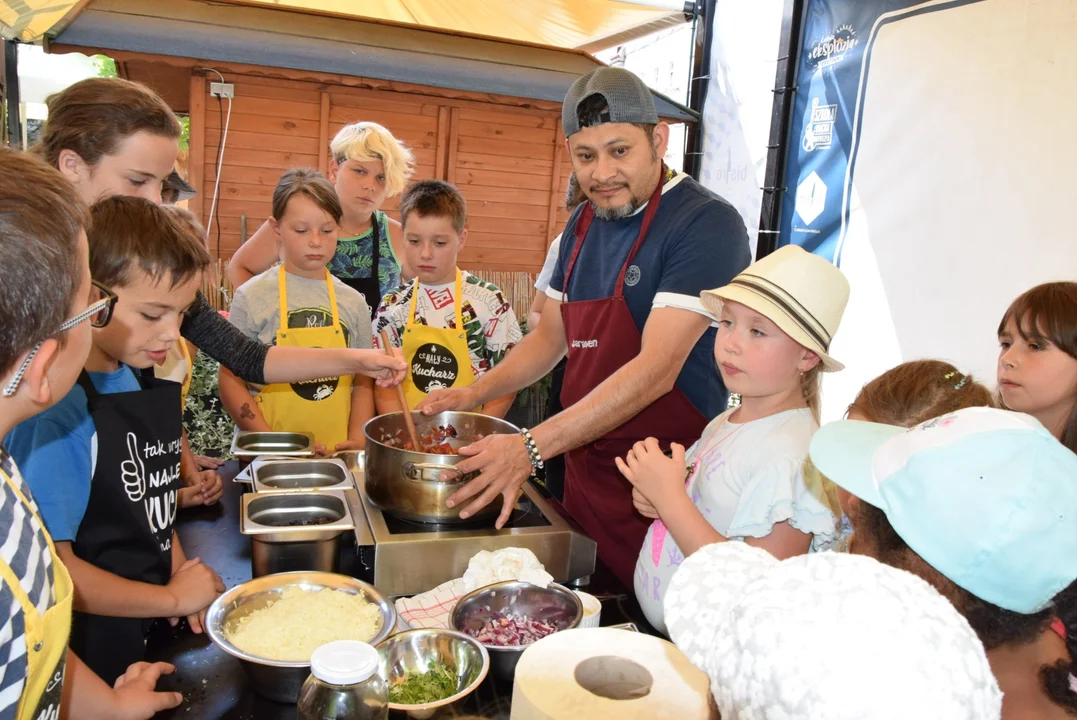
top-left (379, 495), bottom-right (549, 535)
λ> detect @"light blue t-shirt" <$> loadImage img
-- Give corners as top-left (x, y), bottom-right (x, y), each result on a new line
top-left (3, 366), bottom-right (141, 541)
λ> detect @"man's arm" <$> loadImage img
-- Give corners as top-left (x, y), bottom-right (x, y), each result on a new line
top-left (530, 306), bottom-right (710, 458)
top-left (218, 366), bottom-right (272, 432)
top-left (226, 219), bottom-right (277, 288)
top-left (481, 392), bottom-right (516, 419)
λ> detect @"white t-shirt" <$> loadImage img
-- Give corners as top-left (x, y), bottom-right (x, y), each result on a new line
top-left (372, 271), bottom-right (522, 377)
top-left (634, 407), bottom-right (839, 634)
top-left (534, 235), bottom-right (562, 293)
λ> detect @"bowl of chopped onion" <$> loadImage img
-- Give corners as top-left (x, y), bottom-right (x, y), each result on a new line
top-left (451, 581), bottom-right (583, 681)
top-left (377, 628), bottom-right (489, 719)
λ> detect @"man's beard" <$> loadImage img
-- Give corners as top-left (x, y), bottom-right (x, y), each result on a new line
top-left (590, 194), bottom-right (642, 221)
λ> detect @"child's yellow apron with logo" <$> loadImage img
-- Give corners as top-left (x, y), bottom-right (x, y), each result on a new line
top-left (0, 463), bottom-right (73, 720)
top-left (256, 267), bottom-right (352, 448)
top-left (402, 270), bottom-right (477, 409)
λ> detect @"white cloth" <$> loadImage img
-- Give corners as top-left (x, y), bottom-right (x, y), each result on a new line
top-left (634, 408), bottom-right (838, 634)
top-left (395, 548), bottom-right (553, 629)
top-left (663, 543), bottom-right (1002, 719)
top-left (533, 234), bottom-right (562, 293)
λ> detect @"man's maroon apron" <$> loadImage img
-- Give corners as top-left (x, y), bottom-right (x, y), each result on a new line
top-left (559, 173), bottom-right (709, 587)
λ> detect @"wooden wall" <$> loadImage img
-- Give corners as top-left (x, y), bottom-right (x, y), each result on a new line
top-left (178, 64), bottom-right (572, 274)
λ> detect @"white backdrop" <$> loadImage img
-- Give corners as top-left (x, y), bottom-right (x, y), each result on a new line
top-left (819, 0), bottom-right (1077, 420)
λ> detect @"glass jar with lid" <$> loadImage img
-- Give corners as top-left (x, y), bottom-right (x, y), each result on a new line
top-left (297, 640), bottom-right (387, 720)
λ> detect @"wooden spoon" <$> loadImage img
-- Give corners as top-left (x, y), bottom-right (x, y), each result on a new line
top-left (379, 330), bottom-right (424, 452)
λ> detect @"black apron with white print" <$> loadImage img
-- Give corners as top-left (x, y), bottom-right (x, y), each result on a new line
top-left (68, 370), bottom-right (181, 685)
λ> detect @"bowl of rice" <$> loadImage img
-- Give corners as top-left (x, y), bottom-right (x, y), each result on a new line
top-left (205, 571), bottom-right (396, 703)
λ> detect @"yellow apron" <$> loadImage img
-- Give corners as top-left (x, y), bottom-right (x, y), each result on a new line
top-left (0, 462), bottom-right (73, 720)
top-left (402, 270), bottom-right (478, 409)
top-left (256, 267), bottom-right (353, 448)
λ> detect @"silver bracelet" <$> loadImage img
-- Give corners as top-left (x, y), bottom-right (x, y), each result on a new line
top-left (520, 428), bottom-right (544, 474)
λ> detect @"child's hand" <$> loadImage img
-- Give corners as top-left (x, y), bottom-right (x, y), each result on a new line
top-left (166, 557), bottom-right (225, 618)
top-left (194, 454), bottom-right (224, 470)
top-left (615, 438), bottom-right (687, 516)
top-left (313, 443), bottom-right (329, 457)
top-left (112, 661), bottom-right (183, 719)
top-left (335, 439), bottom-right (364, 453)
top-left (178, 470), bottom-right (223, 508)
top-left (632, 488), bottom-right (660, 519)
top-left (352, 348), bottom-right (407, 387)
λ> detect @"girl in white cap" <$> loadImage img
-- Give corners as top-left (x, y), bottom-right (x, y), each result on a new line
top-left (662, 542), bottom-right (1003, 719)
top-left (616, 244), bottom-right (848, 633)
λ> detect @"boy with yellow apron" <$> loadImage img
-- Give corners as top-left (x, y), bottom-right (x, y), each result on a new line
top-left (372, 181), bottom-right (522, 417)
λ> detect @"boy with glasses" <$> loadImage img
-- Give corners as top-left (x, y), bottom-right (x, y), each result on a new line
top-left (0, 149), bottom-right (181, 719)
top-left (6, 194), bottom-right (225, 687)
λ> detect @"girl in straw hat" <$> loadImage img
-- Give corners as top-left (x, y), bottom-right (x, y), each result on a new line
top-left (615, 244), bottom-right (849, 634)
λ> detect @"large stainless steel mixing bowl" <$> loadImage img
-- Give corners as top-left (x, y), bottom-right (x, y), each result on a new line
top-left (378, 628), bottom-right (489, 719)
top-left (204, 571), bottom-right (396, 704)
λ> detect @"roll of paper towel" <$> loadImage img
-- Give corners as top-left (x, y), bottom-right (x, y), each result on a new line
top-left (511, 628), bottom-right (715, 720)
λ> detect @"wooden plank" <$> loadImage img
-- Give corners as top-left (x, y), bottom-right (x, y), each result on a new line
top-left (435, 106), bottom-right (450, 180)
top-left (461, 186), bottom-right (549, 207)
top-left (460, 262), bottom-right (542, 273)
top-left (188, 74), bottom-right (206, 220)
top-left (457, 247), bottom-right (545, 267)
top-left (465, 216), bottom-right (548, 237)
top-left (456, 136), bottom-right (553, 161)
top-left (466, 201), bottom-right (548, 221)
top-left (455, 168), bottom-right (549, 192)
top-left (330, 91), bottom-right (431, 117)
top-left (456, 108), bottom-right (558, 130)
top-left (234, 82), bottom-right (321, 105)
top-left (206, 111), bottom-right (321, 138)
top-left (215, 181), bottom-right (276, 203)
top-left (223, 96), bottom-right (320, 121)
top-left (446, 108), bottom-right (461, 185)
top-left (455, 119), bottom-right (555, 146)
top-left (546, 118), bottom-right (566, 248)
top-left (205, 128), bottom-right (321, 155)
top-left (318, 92), bottom-right (330, 175)
top-left (463, 232), bottom-right (546, 251)
top-left (203, 147), bottom-right (320, 170)
top-left (202, 164), bottom-right (291, 186)
top-left (215, 199), bottom-right (274, 219)
top-left (327, 110), bottom-right (438, 138)
top-left (457, 153), bottom-right (553, 177)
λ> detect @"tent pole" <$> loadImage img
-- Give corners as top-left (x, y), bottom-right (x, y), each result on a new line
top-left (681, 0), bottom-right (710, 180)
top-left (2, 40), bottom-right (20, 148)
top-left (756, 0), bottom-right (805, 259)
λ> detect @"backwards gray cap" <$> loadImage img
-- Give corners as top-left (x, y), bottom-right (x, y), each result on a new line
top-left (562, 67), bottom-right (660, 137)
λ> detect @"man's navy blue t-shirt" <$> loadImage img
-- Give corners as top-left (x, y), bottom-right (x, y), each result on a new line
top-left (547, 173), bottom-right (751, 420)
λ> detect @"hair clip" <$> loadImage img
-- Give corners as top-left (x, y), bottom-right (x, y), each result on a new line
top-left (943, 371), bottom-right (968, 391)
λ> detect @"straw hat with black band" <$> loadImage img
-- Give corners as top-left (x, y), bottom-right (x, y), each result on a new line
top-left (700, 244), bottom-right (850, 371)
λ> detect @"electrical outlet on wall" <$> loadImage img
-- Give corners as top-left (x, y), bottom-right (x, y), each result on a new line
top-left (210, 82), bottom-right (234, 98)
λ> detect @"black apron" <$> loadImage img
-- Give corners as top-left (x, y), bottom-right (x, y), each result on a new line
top-left (68, 369), bottom-right (181, 685)
top-left (341, 213), bottom-right (384, 320)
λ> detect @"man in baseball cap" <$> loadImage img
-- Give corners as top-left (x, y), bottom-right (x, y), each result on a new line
top-left (420, 66), bottom-right (752, 587)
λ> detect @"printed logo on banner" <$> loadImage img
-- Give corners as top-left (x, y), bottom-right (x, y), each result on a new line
top-left (803, 98), bottom-right (838, 151)
top-left (795, 172), bottom-right (828, 227)
top-left (807, 24), bottom-right (860, 71)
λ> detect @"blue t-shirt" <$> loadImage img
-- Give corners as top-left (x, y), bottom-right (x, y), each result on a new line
top-left (3, 366), bottom-right (141, 542)
top-left (548, 173), bottom-right (751, 419)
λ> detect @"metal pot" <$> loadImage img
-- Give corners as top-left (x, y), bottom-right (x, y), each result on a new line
top-left (363, 411), bottom-right (520, 524)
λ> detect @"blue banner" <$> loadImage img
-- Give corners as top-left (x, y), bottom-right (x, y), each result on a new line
top-left (780, 0), bottom-right (982, 262)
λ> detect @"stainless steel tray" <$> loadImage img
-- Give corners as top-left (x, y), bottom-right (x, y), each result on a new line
top-left (240, 489), bottom-right (354, 542)
top-left (230, 431), bottom-right (316, 459)
top-left (251, 458), bottom-right (352, 493)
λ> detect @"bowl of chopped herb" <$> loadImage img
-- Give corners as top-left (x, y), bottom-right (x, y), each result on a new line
top-left (376, 628), bottom-right (490, 719)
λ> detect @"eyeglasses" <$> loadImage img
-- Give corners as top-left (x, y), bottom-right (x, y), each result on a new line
top-left (3, 281), bottom-right (119, 398)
